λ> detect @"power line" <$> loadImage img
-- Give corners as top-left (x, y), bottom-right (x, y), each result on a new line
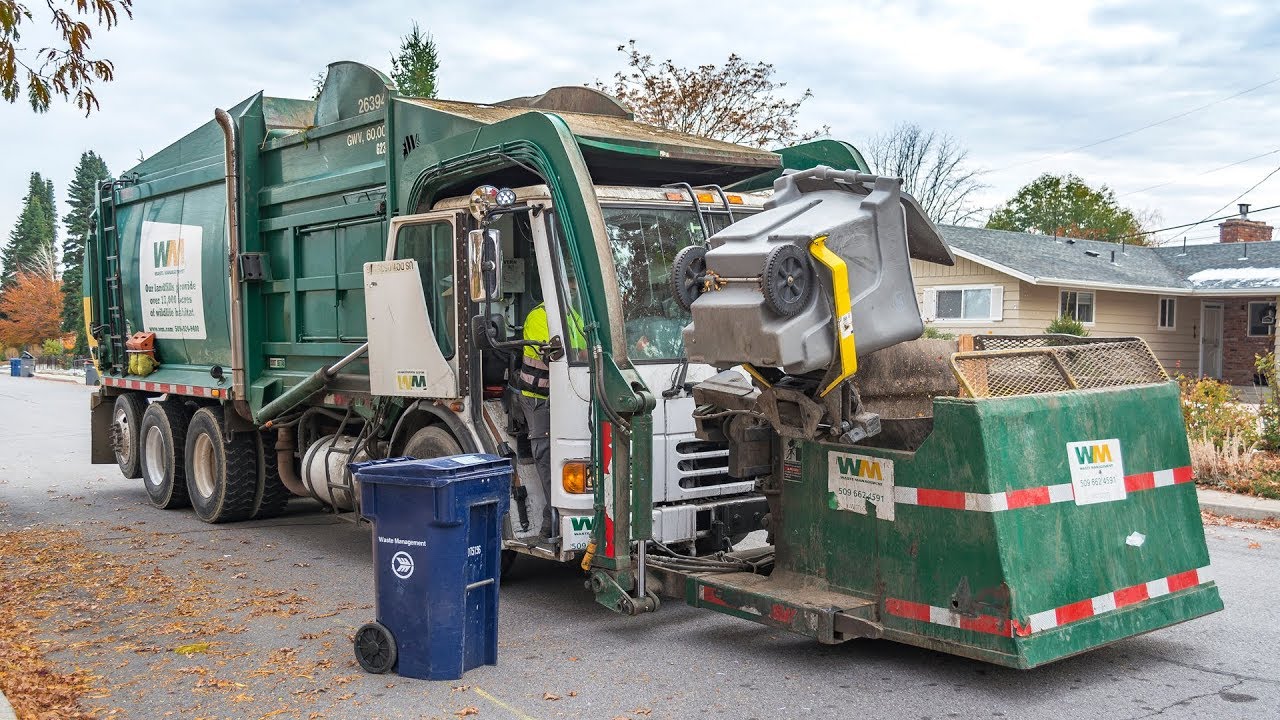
top-left (1113, 201), bottom-right (1280, 244)
top-left (991, 75), bottom-right (1280, 173)
top-left (1155, 163), bottom-right (1280, 243)
top-left (1117, 147), bottom-right (1280, 198)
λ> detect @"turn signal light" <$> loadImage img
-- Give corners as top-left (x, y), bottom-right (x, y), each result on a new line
top-left (562, 460), bottom-right (592, 494)
top-left (727, 194), bottom-right (743, 204)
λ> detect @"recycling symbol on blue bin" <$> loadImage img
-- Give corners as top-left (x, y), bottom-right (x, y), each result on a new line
top-left (391, 551), bottom-right (415, 579)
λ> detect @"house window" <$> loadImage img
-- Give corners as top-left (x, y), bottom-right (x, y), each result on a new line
top-left (1248, 301), bottom-right (1277, 337)
top-left (1060, 290), bottom-right (1095, 324)
top-left (1158, 297), bottom-right (1176, 330)
top-left (936, 287), bottom-right (994, 320)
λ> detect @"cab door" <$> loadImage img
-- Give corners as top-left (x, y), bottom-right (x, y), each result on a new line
top-left (364, 211), bottom-right (463, 398)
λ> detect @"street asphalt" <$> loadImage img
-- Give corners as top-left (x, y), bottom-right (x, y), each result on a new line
top-left (1, 372), bottom-right (1278, 720)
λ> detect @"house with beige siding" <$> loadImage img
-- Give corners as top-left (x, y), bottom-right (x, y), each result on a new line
top-left (916, 209), bottom-right (1280, 385)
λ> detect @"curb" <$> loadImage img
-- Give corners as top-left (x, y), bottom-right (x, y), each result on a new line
top-left (32, 373), bottom-right (85, 385)
top-left (1198, 488), bottom-right (1280, 523)
top-left (0, 688), bottom-right (15, 720)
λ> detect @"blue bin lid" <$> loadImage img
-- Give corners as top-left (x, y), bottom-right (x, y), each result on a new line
top-left (350, 453), bottom-right (510, 487)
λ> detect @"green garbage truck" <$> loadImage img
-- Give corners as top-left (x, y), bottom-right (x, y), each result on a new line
top-left (86, 60), bottom-right (859, 563)
top-left (85, 61), bottom-right (1221, 667)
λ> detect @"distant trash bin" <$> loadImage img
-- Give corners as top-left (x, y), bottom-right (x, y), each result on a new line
top-left (19, 352), bottom-right (34, 377)
top-left (84, 361), bottom-right (100, 386)
top-left (351, 454), bottom-right (512, 681)
top-left (8, 358), bottom-right (19, 377)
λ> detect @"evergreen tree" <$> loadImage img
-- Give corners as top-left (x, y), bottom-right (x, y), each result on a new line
top-left (1, 172), bottom-right (57, 290)
top-left (390, 23), bottom-right (439, 98)
top-left (62, 152), bottom-right (111, 351)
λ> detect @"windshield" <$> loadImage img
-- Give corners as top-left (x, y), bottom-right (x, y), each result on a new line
top-left (604, 206), bottom-right (740, 362)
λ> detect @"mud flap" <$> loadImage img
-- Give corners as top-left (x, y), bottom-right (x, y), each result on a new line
top-left (90, 392), bottom-right (116, 464)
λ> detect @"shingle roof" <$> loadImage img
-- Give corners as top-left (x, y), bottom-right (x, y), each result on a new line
top-left (939, 225), bottom-right (1280, 295)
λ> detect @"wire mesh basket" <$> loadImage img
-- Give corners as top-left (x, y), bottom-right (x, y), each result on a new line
top-left (952, 336), bottom-right (1168, 398)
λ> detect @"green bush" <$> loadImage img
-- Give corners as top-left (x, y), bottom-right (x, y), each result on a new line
top-left (920, 325), bottom-right (955, 340)
top-left (1045, 315), bottom-right (1089, 336)
top-left (1179, 375), bottom-right (1257, 448)
top-left (1255, 352), bottom-right (1280, 451)
top-left (41, 338), bottom-right (65, 358)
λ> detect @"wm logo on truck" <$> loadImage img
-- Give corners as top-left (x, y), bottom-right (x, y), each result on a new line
top-left (395, 373), bottom-right (430, 391)
top-left (152, 237), bottom-right (185, 268)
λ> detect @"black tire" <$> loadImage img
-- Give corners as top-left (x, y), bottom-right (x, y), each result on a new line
top-left (184, 407), bottom-right (258, 524)
top-left (112, 393), bottom-right (148, 479)
top-left (252, 430), bottom-right (292, 520)
top-left (671, 244), bottom-right (708, 311)
top-left (139, 401), bottom-right (191, 509)
top-left (354, 621), bottom-right (397, 674)
top-left (402, 425), bottom-right (462, 459)
top-left (761, 244), bottom-right (814, 317)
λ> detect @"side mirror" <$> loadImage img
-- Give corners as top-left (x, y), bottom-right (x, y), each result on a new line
top-left (468, 228), bottom-right (503, 302)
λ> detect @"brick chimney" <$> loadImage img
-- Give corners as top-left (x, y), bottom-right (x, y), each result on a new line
top-left (1219, 203), bottom-right (1273, 243)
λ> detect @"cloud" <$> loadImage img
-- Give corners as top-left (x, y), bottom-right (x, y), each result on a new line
top-left (2, 0), bottom-right (1279, 259)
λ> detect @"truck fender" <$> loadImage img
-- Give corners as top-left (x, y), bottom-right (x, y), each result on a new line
top-left (388, 401), bottom-right (479, 456)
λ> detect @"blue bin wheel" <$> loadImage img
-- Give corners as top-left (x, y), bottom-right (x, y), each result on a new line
top-left (354, 621), bottom-right (397, 674)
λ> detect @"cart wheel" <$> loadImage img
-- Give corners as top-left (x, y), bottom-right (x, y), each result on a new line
top-left (671, 245), bottom-right (708, 311)
top-left (761, 244), bottom-right (814, 317)
top-left (354, 621), bottom-right (397, 674)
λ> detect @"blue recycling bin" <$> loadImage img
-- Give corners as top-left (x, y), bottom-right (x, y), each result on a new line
top-left (351, 454), bottom-right (511, 681)
top-left (8, 358), bottom-right (19, 377)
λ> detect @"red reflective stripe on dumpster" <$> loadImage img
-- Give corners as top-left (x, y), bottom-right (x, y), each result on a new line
top-left (886, 565), bottom-right (1213, 637)
top-left (885, 598), bottom-right (931, 622)
top-left (896, 466), bottom-right (1192, 513)
top-left (1125, 472), bottom-right (1156, 492)
top-left (1005, 486), bottom-right (1050, 509)
top-left (916, 489), bottom-right (967, 510)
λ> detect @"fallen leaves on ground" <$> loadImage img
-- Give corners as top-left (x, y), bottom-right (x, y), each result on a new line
top-left (543, 692), bottom-right (561, 700)
top-left (1201, 509), bottom-right (1280, 531)
top-left (455, 706), bottom-right (479, 716)
top-left (1248, 540), bottom-right (1263, 549)
top-left (174, 642), bottom-right (211, 655)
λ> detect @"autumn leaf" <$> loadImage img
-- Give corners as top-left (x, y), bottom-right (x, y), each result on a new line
top-left (174, 642), bottom-right (211, 656)
top-left (455, 707), bottom-right (479, 717)
top-left (1248, 541), bottom-right (1262, 549)
top-left (543, 692), bottom-right (561, 701)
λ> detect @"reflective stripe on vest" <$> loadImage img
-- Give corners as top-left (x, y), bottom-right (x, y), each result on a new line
top-left (519, 304), bottom-right (551, 399)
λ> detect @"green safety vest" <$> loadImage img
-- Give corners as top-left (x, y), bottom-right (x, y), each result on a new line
top-left (517, 303), bottom-right (587, 399)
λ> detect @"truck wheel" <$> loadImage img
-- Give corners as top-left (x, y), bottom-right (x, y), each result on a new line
top-left (139, 401), bottom-right (191, 509)
top-left (112, 393), bottom-right (148, 479)
top-left (252, 430), bottom-right (292, 520)
top-left (403, 425), bottom-right (462, 459)
top-left (184, 407), bottom-right (258, 523)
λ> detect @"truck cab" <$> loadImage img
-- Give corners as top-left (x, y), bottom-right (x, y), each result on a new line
top-left (385, 185), bottom-right (768, 560)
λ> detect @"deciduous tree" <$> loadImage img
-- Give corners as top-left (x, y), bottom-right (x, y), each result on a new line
top-left (595, 40), bottom-right (828, 148)
top-left (0, 0), bottom-right (133, 115)
top-left (390, 22), bottom-right (438, 98)
top-left (986, 173), bottom-right (1146, 243)
top-left (0, 271), bottom-right (62, 347)
top-left (866, 123), bottom-right (986, 225)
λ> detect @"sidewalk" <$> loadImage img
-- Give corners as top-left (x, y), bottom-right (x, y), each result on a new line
top-left (32, 371), bottom-right (87, 385)
top-left (0, 688), bottom-right (14, 720)
top-left (1198, 487), bottom-right (1280, 523)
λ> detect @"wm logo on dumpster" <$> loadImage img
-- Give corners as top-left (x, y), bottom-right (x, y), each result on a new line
top-left (836, 455), bottom-right (884, 481)
top-left (152, 237), bottom-right (185, 268)
top-left (1072, 444), bottom-right (1114, 465)
top-left (395, 373), bottom-right (430, 391)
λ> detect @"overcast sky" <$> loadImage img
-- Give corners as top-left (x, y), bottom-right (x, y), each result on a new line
top-left (2, 0), bottom-right (1279, 253)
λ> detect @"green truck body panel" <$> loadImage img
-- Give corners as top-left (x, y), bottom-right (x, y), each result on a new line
top-left (88, 61), bottom-right (780, 419)
top-left (689, 382), bottom-right (1221, 668)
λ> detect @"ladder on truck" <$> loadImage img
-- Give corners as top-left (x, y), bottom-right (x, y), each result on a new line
top-left (98, 181), bottom-right (128, 374)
